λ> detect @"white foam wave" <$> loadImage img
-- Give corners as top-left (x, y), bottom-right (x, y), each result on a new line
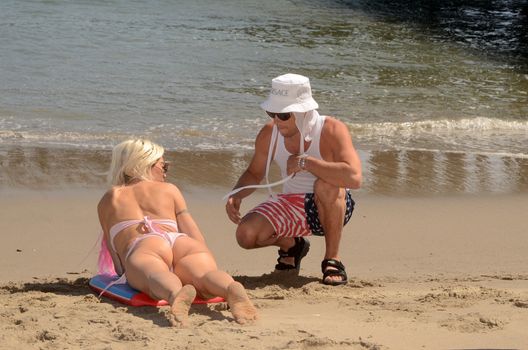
top-left (0, 128), bottom-right (255, 152)
top-left (347, 116), bottom-right (528, 158)
top-left (347, 117), bottom-right (528, 136)
top-left (392, 146), bottom-right (528, 160)
top-left (2, 116), bottom-right (526, 157)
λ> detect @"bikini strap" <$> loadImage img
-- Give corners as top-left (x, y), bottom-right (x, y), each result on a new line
top-left (109, 219), bottom-right (142, 252)
top-left (141, 216), bottom-right (179, 234)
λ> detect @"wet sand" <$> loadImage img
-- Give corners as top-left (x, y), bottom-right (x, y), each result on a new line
top-left (2, 144), bottom-right (527, 194)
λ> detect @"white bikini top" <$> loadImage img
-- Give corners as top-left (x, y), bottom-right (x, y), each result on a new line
top-left (109, 216), bottom-right (179, 252)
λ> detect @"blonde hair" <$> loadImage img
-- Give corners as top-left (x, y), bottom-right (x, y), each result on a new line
top-left (108, 139), bottom-right (165, 186)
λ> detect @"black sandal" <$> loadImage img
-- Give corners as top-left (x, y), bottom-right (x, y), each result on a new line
top-left (275, 237), bottom-right (310, 271)
top-left (321, 259), bottom-right (348, 286)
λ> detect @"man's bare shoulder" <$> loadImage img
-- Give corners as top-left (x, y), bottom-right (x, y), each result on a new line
top-left (256, 121), bottom-right (275, 138)
top-left (254, 120), bottom-right (275, 150)
top-left (322, 116), bottom-right (350, 137)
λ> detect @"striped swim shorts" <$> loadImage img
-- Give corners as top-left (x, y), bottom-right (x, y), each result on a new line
top-left (247, 190), bottom-right (355, 237)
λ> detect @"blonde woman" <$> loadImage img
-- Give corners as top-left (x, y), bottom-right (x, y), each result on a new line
top-left (97, 139), bottom-right (257, 326)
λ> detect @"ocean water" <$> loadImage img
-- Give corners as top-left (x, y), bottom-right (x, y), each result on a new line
top-left (1, 0), bottom-right (527, 194)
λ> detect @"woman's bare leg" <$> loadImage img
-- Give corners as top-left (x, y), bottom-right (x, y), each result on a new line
top-left (173, 240), bottom-right (258, 324)
top-left (167, 284), bottom-right (196, 328)
top-left (126, 243), bottom-right (196, 327)
top-left (226, 281), bottom-right (258, 324)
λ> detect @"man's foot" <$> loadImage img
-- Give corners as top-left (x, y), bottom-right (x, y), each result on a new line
top-left (226, 282), bottom-right (258, 325)
top-left (321, 259), bottom-right (348, 286)
top-left (275, 237), bottom-right (310, 271)
top-left (168, 284), bottom-right (197, 327)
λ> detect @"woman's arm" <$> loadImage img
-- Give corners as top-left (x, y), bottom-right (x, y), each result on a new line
top-left (97, 190), bottom-right (124, 275)
top-left (170, 184), bottom-right (206, 243)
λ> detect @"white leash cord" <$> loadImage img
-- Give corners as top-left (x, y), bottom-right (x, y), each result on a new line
top-left (222, 174), bottom-right (294, 201)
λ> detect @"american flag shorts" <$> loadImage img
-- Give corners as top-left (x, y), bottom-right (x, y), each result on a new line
top-left (247, 190), bottom-right (354, 238)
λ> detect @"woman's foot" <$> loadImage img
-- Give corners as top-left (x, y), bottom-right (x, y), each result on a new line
top-left (226, 282), bottom-right (258, 325)
top-left (168, 284), bottom-right (197, 327)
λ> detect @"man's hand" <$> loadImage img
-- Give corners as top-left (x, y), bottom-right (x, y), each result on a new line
top-left (287, 154), bottom-right (306, 175)
top-left (225, 196), bottom-right (242, 224)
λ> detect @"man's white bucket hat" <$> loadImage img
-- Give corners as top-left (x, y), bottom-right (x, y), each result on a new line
top-left (260, 73), bottom-right (319, 113)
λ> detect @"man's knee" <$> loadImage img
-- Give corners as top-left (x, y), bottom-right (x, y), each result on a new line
top-left (235, 222), bottom-right (258, 249)
top-left (235, 213), bottom-right (275, 249)
top-left (314, 179), bottom-right (345, 203)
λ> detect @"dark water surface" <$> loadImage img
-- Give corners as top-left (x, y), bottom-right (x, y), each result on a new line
top-left (1, 0), bottom-right (527, 194)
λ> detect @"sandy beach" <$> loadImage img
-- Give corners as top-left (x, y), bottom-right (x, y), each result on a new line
top-left (1, 187), bottom-right (527, 349)
top-left (2, 0), bottom-right (527, 348)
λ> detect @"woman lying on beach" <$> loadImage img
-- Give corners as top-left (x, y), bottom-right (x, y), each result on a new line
top-left (97, 138), bottom-right (258, 326)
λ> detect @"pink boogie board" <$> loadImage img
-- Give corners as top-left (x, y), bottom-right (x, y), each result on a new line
top-left (89, 274), bottom-right (224, 306)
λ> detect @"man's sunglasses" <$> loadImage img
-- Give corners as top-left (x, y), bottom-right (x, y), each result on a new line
top-left (266, 111), bottom-right (292, 121)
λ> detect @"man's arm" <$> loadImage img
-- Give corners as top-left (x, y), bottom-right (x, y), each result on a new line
top-left (230, 121), bottom-right (275, 198)
top-left (226, 122), bottom-right (274, 224)
top-left (289, 117), bottom-right (362, 189)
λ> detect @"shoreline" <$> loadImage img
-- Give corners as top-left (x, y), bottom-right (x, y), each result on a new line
top-left (1, 143), bottom-right (527, 195)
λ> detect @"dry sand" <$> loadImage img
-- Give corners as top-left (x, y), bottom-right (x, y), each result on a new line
top-left (1, 188), bottom-right (527, 349)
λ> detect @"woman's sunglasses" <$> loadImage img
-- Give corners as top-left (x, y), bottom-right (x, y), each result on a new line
top-left (161, 162), bottom-right (170, 174)
top-left (161, 161), bottom-right (170, 173)
top-left (266, 111), bottom-right (292, 121)
top-left (154, 161), bottom-right (170, 173)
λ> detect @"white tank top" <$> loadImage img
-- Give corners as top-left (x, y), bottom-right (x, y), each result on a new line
top-left (274, 115), bottom-right (326, 194)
